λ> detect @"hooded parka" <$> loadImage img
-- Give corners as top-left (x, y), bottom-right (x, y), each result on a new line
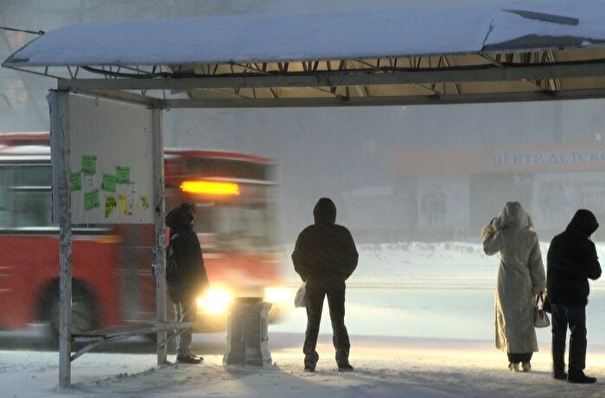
top-left (292, 198), bottom-right (358, 288)
top-left (547, 209), bottom-right (601, 381)
top-left (292, 198), bottom-right (358, 370)
top-left (547, 209), bottom-right (601, 307)
top-left (481, 202), bottom-right (546, 354)
top-left (165, 204), bottom-right (209, 303)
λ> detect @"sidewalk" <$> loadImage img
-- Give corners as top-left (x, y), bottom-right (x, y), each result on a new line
top-left (2, 333), bottom-right (605, 398)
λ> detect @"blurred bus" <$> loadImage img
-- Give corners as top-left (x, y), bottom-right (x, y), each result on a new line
top-left (0, 132), bottom-right (289, 340)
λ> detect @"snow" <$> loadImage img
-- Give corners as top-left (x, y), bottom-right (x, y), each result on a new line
top-left (3, 241), bottom-right (605, 397)
top-left (5, 0), bottom-right (605, 67)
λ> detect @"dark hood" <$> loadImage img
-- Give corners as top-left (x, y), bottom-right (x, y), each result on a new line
top-left (166, 205), bottom-right (193, 231)
top-left (313, 197), bottom-right (336, 225)
top-left (567, 209), bottom-right (599, 238)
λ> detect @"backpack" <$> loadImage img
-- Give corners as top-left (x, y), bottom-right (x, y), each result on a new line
top-left (165, 233), bottom-right (180, 283)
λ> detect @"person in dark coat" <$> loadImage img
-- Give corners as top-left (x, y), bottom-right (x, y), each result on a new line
top-left (547, 209), bottom-right (602, 383)
top-left (291, 198), bottom-right (358, 372)
top-left (165, 202), bottom-right (210, 364)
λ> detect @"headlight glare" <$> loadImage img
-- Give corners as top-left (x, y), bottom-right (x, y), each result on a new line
top-left (197, 288), bottom-right (233, 314)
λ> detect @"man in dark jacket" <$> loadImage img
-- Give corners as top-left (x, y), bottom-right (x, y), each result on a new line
top-left (547, 209), bottom-right (602, 383)
top-left (166, 202), bottom-right (210, 364)
top-left (292, 198), bottom-right (358, 372)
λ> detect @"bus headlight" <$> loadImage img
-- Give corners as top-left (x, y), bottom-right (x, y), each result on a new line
top-left (197, 288), bottom-right (233, 314)
top-left (264, 287), bottom-right (291, 305)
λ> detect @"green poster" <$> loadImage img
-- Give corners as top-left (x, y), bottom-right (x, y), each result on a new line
top-left (82, 155), bottom-right (97, 175)
top-left (102, 173), bottom-right (117, 192)
top-left (84, 189), bottom-right (100, 211)
top-left (116, 166), bottom-right (130, 184)
top-left (70, 171), bottom-right (82, 191)
top-left (105, 195), bottom-right (116, 218)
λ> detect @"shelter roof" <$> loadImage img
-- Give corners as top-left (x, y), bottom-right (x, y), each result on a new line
top-left (4, 0), bottom-right (605, 107)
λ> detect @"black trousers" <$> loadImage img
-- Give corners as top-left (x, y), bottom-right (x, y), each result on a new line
top-left (551, 303), bottom-right (588, 376)
top-left (507, 352), bottom-right (533, 363)
top-left (303, 282), bottom-right (350, 367)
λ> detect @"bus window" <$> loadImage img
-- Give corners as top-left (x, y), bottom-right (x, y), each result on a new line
top-left (13, 188), bottom-right (52, 227)
top-left (0, 188), bottom-right (6, 225)
top-left (0, 165), bottom-right (51, 228)
top-left (2, 165), bottom-right (53, 228)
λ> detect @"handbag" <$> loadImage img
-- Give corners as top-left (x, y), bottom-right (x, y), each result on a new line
top-left (294, 282), bottom-right (306, 308)
top-left (534, 292), bottom-right (550, 328)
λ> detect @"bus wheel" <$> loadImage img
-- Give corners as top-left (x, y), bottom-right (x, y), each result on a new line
top-left (38, 279), bottom-right (99, 343)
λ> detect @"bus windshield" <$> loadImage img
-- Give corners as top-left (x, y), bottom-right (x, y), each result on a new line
top-left (194, 202), bottom-right (276, 253)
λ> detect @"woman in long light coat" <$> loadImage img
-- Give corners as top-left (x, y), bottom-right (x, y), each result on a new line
top-left (481, 201), bottom-right (546, 372)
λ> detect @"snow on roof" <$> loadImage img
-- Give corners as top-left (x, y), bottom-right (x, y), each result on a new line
top-left (4, 0), bottom-right (605, 68)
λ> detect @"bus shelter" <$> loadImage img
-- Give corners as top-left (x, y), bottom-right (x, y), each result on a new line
top-left (4, 0), bottom-right (605, 387)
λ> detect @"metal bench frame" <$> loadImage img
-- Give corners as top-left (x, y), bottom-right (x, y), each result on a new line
top-left (70, 321), bottom-right (192, 362)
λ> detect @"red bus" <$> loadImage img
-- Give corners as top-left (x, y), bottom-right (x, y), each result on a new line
top-left (0, 132), bottom-right (290, 339)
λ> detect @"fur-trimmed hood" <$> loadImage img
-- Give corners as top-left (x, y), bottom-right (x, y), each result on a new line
top-left (494, 201), bottom-right (532, 231)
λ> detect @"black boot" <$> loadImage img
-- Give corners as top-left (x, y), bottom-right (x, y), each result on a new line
top-left (568, 371), bottom-right (597, 384)
top-left (338, 363), bottom-right (354, 372)
top-left (552, 335), bottom-right (566, 380)
top-left (568, 337), bottom-right (595, 383)
top-left (303, 351), bottom-right (319, 372)
top-left (553, 371), bottom-right (568, 381)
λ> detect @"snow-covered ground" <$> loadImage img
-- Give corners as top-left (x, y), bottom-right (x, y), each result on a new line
top-left (3, 241), bottom-right (605, 397)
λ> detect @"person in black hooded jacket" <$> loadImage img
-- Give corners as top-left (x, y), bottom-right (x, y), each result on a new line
top-left (547, 209), bottom-right (602, 383)
top-left (292, 198), bottom-right (358, 372)
top-left (165, 202), bottom-right (210, 364)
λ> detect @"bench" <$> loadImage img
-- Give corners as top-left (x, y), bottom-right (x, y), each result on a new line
top-left (70, 321), bottom-right (192, 361)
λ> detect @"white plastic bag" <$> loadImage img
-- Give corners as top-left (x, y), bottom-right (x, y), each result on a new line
top-left (294, 282), bottom-right (306, 308)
